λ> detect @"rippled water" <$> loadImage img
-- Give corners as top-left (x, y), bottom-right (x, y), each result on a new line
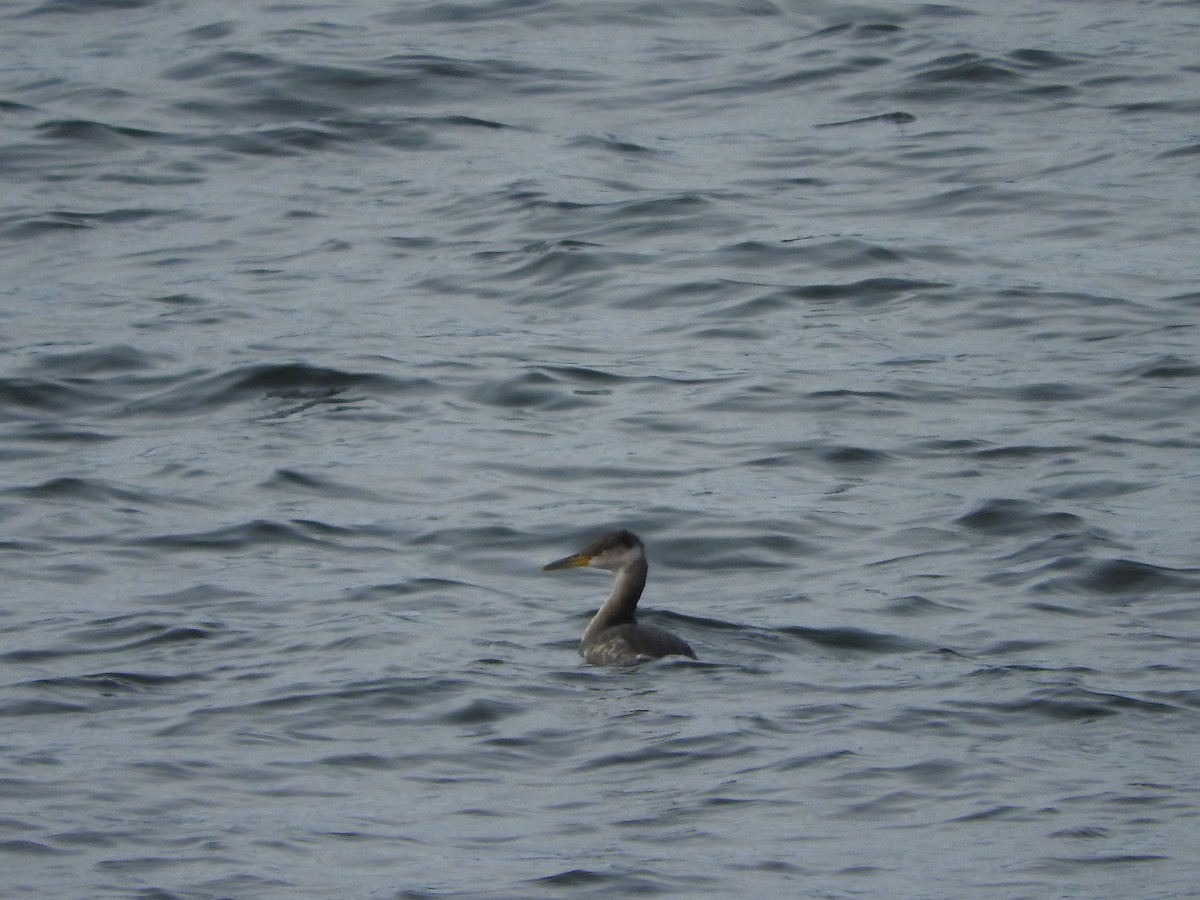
top-left (3, 1), bottom-right (1200, 897)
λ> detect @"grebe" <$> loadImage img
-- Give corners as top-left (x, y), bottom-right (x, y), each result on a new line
top-left (542, 529), bottom-right (696, 666)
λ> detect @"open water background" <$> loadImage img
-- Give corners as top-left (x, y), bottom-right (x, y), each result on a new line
top-left (2, 1), bottom-right (1200, 897)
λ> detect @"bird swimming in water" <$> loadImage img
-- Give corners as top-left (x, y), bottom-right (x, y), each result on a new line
top-left (542, 529), bottom-right (696, 666)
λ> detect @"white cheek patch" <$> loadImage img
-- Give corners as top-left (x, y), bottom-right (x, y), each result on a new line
top-left (588, 551), bottom-right (627, 572)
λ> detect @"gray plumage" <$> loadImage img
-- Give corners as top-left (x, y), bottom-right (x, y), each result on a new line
top-left (543, 529), bottom-right (696, 666)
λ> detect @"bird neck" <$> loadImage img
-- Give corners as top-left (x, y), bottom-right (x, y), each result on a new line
top-left (584, 557), bottom-right (647, 640)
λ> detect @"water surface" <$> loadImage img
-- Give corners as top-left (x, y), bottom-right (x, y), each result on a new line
top-left (2, 1), bottom-right (1199, 897)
